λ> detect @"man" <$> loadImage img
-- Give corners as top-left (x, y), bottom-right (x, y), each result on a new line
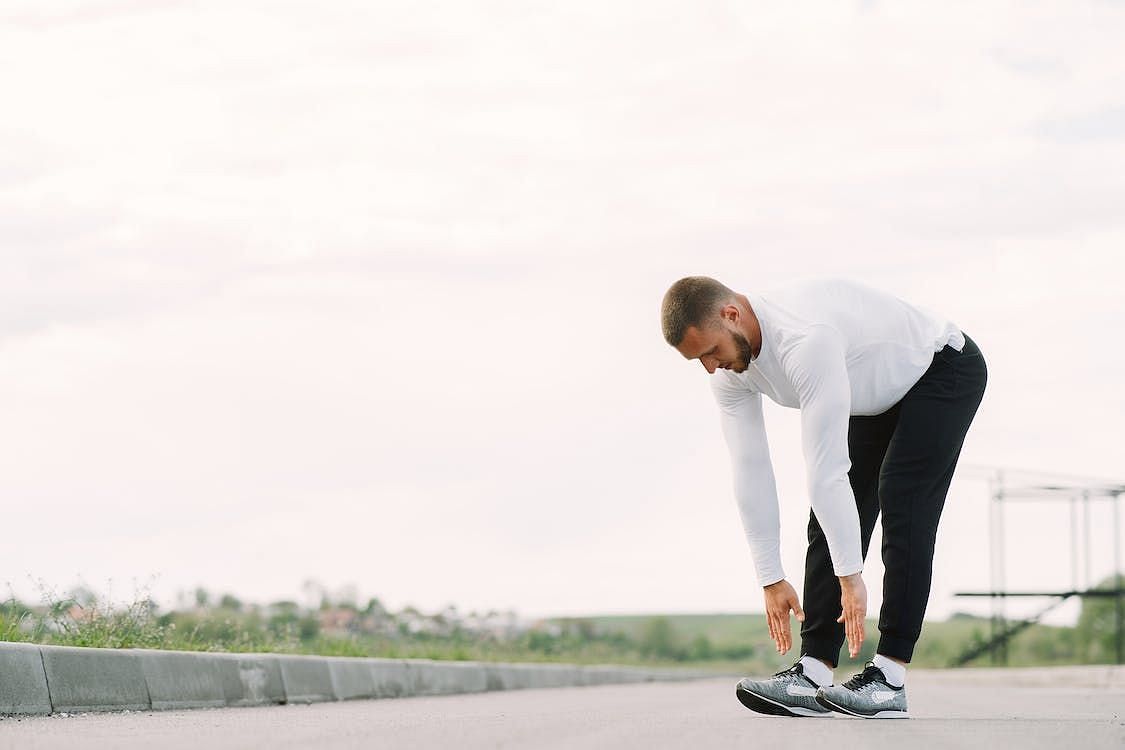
top-left (660, 276), bottom-right (987, 719)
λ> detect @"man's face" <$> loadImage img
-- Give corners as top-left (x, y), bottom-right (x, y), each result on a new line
top-left (676, 322), bottom-right (753, 375)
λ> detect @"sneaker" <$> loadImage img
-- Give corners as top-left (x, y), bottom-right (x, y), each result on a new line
top-left (735, 662), bottom-right (832, 718)
top-left (815, 662), bottom-right (909, 719)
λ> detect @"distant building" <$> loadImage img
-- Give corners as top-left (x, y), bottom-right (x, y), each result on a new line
top-left (318, 607), bottom-right (358, 635)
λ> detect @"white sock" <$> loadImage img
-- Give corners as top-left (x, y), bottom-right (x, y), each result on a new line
top-left (798, 655), bottom-right (833, 687)
top-left (873, 654), bottom-right (906, 687)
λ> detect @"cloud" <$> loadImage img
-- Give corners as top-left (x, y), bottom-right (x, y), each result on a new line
top-left (1033, 105), bottom-right (1125, 143)
top-left (0, 0), bottom-right (190, 29)
top-left (2, 1), bottom-right (1124, 617)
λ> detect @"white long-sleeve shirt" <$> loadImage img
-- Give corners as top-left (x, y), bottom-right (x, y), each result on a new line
top-left (711, 277), bottom-right (964, 586)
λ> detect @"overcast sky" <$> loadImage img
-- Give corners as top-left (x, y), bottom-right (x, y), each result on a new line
top-left (2, 1), bottom-right (1123, 628)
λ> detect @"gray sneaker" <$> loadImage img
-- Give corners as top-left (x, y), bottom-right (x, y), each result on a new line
top-left (735, 662), bottom-right (832, 717)
top-left (815, 662), bottom-right (909, 719)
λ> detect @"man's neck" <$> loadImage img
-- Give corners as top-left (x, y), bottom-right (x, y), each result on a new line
top-left (736, 293), bottom-right (763, 359)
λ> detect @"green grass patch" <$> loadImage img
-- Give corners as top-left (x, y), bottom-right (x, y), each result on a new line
top-left (3, 577), bottom-right (1120, 672)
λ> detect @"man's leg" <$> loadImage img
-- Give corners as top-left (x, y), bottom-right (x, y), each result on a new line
top-left (875, 334), bottom-right (988, 662)
top-left (800, 406), bottom-right (899, 667)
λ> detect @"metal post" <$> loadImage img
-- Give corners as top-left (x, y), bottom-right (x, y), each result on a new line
top-left (955, 469), bottom-right (1125, 667)
top-left (988, 472), bottom-right (997, 664)
top-left (990, 470), bottom-right (1007, 665)
top-left (1114, 492), bottom-right (1122, 665)
top-left (1070, 496), bottom-right (1079, 591)
top-left (998, 479), bottom-right (1008, 665)
top-left (1083, 491), bottom-right (1091, 589)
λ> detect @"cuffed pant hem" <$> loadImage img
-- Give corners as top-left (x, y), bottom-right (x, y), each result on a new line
top-left (876, 635), bottom-right (915, 663)
top-left (800, 638), bottom-right (843, 669)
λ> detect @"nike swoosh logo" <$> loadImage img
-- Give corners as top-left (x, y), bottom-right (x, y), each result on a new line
top-left (871, 690), bottom-right (897, 703)
top-left (786, 684), bottom-right (818, 697)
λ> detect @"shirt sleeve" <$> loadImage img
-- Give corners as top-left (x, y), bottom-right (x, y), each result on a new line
top-left (779, 324), bottom-right (863, 577)
top-left (710, 373), bottom-right (785, 587)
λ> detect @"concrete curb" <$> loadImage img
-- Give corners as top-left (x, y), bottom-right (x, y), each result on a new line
top-left (217, 653), bottom-right (286, 707)
top-left (0, 642), bottom-right (709, 716)
top-left (41, 645), bottom-right (150, 713)
top-left (0, 642), bottom-right (51, 715)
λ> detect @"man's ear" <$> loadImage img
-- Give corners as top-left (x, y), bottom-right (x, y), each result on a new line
top-left (719, 303), bottom-right (740, 324)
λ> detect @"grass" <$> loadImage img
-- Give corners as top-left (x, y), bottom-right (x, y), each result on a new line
top-left (1, 579), bottom-right (1115, 672)
top-left (577, 612), bottom-right (1092, 669)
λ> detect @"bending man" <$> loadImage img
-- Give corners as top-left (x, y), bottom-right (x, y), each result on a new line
top-left (660, 276), bottom-right (987, 719)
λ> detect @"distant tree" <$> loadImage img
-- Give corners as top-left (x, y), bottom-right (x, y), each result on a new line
top-left (690, 634), bottom-right (714, 661)
top-left (218, 594), bottom-right (243, 612)
top-left (563, 618), bottom-right (595, 641)
top-left (526, 630), bottom-right (557, 654)
top-left (297, 613), bottom-right (320, 641)
top-left (193, 587), bottom-right (210, 609)
top-left (267, 601), bottom-right (300, 636)
top-left (640, 617), bottom-right (680, 659)
top-left (362, 597), bottom-right (387, 617)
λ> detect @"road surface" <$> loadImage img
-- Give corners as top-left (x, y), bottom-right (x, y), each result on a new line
top-left (2, 670), bottom-right (1122, 749)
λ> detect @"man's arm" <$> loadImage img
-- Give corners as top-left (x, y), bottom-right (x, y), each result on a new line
top-left (781, 324), bottom-right (862, 577)
top-left (711, 375), bottom-right (784, 586)
top-left (781, 323), bottom-right (867, 656)
top-left (712, 374), bottom-right (808, 654)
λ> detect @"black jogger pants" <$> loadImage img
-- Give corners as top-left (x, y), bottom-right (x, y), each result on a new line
top-left (799, 333), bottom-right (988, 666)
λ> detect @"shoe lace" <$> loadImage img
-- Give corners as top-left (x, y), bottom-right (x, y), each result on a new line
top-left (771, 663), bottom-right (803, 680)
top-left (842, 662), bottom-right (883, 691)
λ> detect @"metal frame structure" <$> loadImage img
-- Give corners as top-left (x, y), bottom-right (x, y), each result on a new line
top-left (952, 466), bottom-right (1124, 665)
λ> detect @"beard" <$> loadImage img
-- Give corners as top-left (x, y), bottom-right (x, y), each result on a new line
top-left (730, 330), bottom-right (754, 372)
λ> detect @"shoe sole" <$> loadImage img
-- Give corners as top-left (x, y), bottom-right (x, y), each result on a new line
top-left (735, 684), bottom-right (831, 718)
top-left (814, 694), bottom-right (910, 719)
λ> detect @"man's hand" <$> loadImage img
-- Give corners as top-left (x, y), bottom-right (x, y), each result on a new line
top-left (836, 572), bottom-right (867, 658)
top-left (762, 579), bottom-right (804, 654)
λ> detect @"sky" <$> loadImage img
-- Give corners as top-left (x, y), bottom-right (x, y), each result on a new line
top-left (2, 1), bottom-right (1124, 628)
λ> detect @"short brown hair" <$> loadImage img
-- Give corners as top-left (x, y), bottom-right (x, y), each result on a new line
top-left (660, 276), bottom-right (735, 346)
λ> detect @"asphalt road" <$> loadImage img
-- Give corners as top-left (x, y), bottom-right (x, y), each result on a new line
top-left (2, 670), bottom-right (1123, 749)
